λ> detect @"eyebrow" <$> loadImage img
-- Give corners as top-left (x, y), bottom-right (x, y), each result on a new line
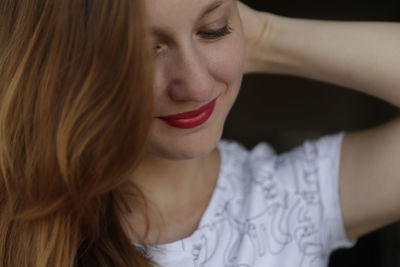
top-left (150, 0), bottom-right (230, 39)
top-left (199, 0), bottom-right (229, 19)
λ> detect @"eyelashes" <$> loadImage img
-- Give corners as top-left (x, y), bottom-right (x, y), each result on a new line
top-left (199, 24), bottom-right (233, 40)
top-left (153, 24), bottom-right (233, 54)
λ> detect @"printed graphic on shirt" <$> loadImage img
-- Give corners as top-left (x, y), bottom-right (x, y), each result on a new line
top-left (148, 135), bottom-right (352, 267)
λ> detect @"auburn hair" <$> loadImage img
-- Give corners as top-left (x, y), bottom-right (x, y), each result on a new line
top-left (0, 0), bottom-right (156, 266)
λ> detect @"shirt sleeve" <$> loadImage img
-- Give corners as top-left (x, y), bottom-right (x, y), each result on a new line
top-left (249, 132), bottom-right (356, 258)
top-left (288, 132), bottom-right (356, 253)
top-left (311, 133), bottom-right (356, 251)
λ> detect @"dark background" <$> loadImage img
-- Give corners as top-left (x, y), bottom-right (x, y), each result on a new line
top-left (222, 0), bottom-right (400, 266)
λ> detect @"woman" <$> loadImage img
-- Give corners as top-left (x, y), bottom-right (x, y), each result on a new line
top-left (134, 1), bottom-right (400, 266)
top-left (1, 0), bottom-right (400, 267)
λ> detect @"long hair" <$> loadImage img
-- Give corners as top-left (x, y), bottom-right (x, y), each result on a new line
top-left (0, 0), bottom-right (155, 266)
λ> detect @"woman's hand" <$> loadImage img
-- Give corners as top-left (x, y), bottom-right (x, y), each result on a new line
top-left (237, 2), bottom-right (272, 74)
top-left (240, 2), bottom-right (400, 239)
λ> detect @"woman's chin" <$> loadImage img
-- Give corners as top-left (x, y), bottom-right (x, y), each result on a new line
top-left (148, 131), bottom-right (222, 161)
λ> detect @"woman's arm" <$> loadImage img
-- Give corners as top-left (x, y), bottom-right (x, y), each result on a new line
top-left (238, 2), bottom-right (400, 239)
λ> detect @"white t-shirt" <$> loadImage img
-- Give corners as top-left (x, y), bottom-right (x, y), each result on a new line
top-left (142, 133), bottom-right (355, 267)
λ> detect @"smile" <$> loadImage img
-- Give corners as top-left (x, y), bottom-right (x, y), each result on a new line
top-left (158, 97), bottom-right (218, 129)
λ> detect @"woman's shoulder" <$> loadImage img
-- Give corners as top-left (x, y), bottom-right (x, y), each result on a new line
top-left (210, 133), bottom-right (353, 260)
top-left (217, 132), bottom-right (346, 205)
top-left (219, 132), bottom-right (344, 172)
top-left (223, 131), bottom-right (343, 159)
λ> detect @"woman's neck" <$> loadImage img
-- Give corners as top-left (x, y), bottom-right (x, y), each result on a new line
top-left (126, 148), bottom-right (221, 244)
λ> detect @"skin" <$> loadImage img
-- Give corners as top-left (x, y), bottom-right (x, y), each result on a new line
top-left (237, 4), bottom-right (400, 240)
top-left (147, 0), bottom-right (244, 160)
top-left (128, 0), bottom-right (245, 244)
top-left (129, 0), bottom-right (400, 246)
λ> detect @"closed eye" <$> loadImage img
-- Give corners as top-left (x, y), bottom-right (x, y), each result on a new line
top-left (199, 25), bottom-right (233, 40)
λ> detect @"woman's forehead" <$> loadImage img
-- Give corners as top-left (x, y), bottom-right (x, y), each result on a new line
top-left (145, 0), bottom-right (232, 26)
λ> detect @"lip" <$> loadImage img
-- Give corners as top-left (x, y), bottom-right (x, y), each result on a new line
top-left (157, 97), bottom-right (218, 129)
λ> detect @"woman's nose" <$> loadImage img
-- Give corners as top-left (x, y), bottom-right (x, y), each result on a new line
top-left (165, 46), bottom-right (215, 102)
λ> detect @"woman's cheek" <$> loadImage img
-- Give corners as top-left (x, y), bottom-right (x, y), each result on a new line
top-left (207, 36), bottom-right (245, 84)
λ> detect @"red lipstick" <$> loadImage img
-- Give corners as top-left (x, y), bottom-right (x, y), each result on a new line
top-left (158, 98), bottom-right (217, 129)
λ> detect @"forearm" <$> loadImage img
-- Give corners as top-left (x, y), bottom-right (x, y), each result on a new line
top-left (249, 14), bottom-right (400, 107)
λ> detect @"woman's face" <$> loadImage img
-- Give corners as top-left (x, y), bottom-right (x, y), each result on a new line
top-left (145, 0), bottom-right (245, 160)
